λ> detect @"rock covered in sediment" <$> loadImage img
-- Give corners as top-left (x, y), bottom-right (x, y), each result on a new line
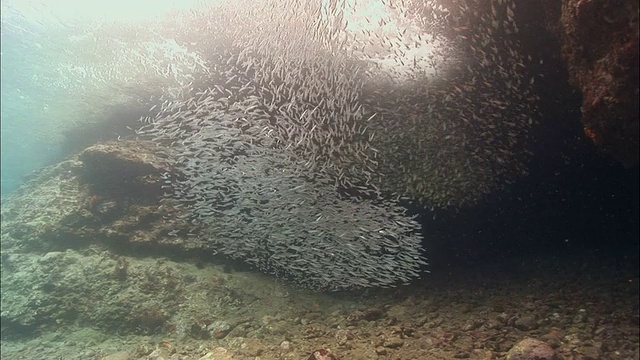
top-left (0, 141), bottom-right (198, 253)
top-left (507, 338), bottom-right (557, 360)
top-left (308, 348), bottom-right (339, 360)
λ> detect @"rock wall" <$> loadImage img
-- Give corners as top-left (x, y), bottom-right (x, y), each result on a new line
top-left (547, 0), bottom-right (639, 166)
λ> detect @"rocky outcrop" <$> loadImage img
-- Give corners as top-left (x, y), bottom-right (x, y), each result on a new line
top-left (0, 141), bottom-right (280, 342)
top-left (0, 141), bottom-right (202, 255)
top-left (548, 0), bottom-right (639, 166)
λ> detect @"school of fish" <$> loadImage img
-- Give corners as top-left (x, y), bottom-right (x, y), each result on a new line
top-left (131, 0), bottom-right (537, 290)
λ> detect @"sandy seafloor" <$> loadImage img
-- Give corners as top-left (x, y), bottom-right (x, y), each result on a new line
top-left (1, 250), bottom-right (638, 360)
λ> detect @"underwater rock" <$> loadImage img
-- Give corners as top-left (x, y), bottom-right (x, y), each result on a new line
top-left (507, 338), bottom-right (558, 360)
top-left (0, 141), bottom-right (203, 254)
top-left (308, 348), bottom-right (339, 360)
top-left (549, 0), bottom-right (639, 166)
top-left (78, 140), bottom-right (171, 199)
top-left (197, 348), bottom-right (235, 360)
top-left (98, 351), bottom-right (130, 360)
top-left (514, 315), bottom-right (539, 331)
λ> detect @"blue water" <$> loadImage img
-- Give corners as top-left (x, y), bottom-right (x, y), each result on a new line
top-left (0, 0), bottom-right (204, 199)
top-left (0, 1), bottom-right (77, 197)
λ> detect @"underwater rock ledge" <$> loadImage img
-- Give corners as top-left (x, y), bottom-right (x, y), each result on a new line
top-left (0, 141), bottom-right (279, 340)
top-left (0, 141), bottom-right (201, 254)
